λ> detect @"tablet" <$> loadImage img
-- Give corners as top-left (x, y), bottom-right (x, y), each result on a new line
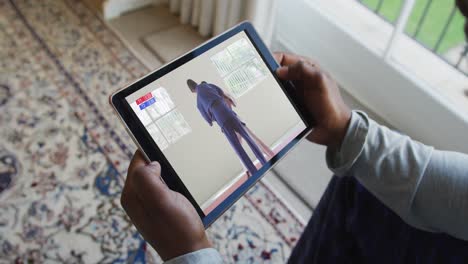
top-left (110, 21), bottom-right (313, 227)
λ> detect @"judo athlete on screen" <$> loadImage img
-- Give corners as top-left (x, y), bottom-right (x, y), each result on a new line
top-left (187, 79), bottom-right (268, 176)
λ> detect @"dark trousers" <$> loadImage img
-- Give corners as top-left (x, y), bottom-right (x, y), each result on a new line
top-left (288, 176), bottom-right (468, 264)
top-left (222, 118), bottom-right (267, 175)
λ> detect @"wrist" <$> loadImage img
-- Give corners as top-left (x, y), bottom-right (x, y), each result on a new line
top-left (189, 237), bottom-right (212, 253)
top-left (328, 110), bottom-right (352, 151)
top-left (160, 237), bottom-right (212, 261)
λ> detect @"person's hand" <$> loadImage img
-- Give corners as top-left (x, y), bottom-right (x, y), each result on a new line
top-left (274, 52), bottom-right (352, 150)
top-left (121, 151), bottom-right (211, 261)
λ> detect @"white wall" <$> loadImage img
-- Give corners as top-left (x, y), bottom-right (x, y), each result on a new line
top-left (274, 0), bottom-right (468, 154)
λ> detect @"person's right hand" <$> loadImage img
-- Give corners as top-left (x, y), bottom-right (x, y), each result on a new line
top-left (274, 52), bottom-right (352, 150)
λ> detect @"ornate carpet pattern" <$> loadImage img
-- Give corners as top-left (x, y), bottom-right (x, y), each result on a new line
top-left (0, 0), bottom-right (304, 263)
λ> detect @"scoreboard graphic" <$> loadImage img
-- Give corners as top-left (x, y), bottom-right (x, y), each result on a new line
top-left (129, 87), bottom-right (191, 150)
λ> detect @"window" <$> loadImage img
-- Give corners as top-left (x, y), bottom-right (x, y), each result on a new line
top-left (210, 38), bottom-right (269, 98)
top-left (357, 0), bottom-right (467, 75)
top-left (131, 87), bottom-right (191, 150)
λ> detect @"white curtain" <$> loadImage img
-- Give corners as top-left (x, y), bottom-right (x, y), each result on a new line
top-left (168, 0), bottom-right (277, 46)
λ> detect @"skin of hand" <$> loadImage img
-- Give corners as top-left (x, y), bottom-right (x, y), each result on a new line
top-left (273, 52), bottom-right (352, 150)
top-left (120, 151), bottom-right (211, 261)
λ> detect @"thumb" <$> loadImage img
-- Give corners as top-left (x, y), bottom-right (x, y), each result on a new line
top-left (147, 161), bottom-right (161, 174)
top-left (130, 161), bottom-right (170, 207)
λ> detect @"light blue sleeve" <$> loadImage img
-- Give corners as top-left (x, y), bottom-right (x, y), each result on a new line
top-left (413, 150), bottom-right (468, 240)
top-left (164, 248), bottom-right (223, 264)
top-left (326, 111), bottom-right (468, 241)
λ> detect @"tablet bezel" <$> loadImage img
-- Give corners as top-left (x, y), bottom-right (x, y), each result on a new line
top-left (110, 21), bottom-right (313, 227)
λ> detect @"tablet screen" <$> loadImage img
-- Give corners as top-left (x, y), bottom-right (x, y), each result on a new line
top-left (125, 31), bottom-right (306, 214)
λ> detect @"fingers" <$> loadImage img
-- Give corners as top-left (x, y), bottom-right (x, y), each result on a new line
top-left (132, 162), bottom-right (170, 206)
top-left (273, 52), bottom-right (302, 66)
top-left (125, 151), bottom-right (170, 209)
top-left (273, 52), bottom-right (283, 64)
top-left (128, 150), bottom-right (148, 175)
top-left (121, 151), bottom-right (170, 247)
top-left (276, 60), bottom-right (322, 82)
top-left (274, 52), bottom-right (324, 83)
top-left (273, 52), bottom-right (321, 67)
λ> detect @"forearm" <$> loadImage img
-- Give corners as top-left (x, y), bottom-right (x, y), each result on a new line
top-left (327, 111), bottom-right (433, 226)
top-left (413, 149), bottom-right (468, 241)
top-left (327, 111), bottom-right (468, 240)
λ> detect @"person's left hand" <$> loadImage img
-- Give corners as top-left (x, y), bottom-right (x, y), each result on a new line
top-left (121, 151), bottom-right (211, 261)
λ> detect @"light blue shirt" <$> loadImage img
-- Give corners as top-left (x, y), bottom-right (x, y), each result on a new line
top-left (165, 110), bottom-right (468, 263)
top-left (165, 248), bottom-right (223, 264)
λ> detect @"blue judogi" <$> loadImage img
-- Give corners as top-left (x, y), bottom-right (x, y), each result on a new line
top-left (195, 82), bottom-right (267, 175)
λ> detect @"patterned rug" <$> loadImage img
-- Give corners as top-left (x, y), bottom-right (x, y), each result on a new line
top-left (0, 0), bottom-right (304, 263)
